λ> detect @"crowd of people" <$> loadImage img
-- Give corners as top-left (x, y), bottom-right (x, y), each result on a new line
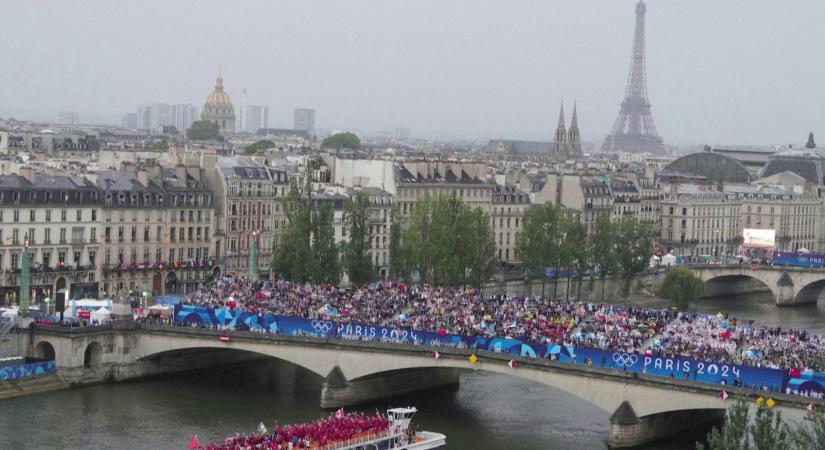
top-left (198, 412), bottom-right (390, 450)
top-left (176, 277), bottom-right (825, 375)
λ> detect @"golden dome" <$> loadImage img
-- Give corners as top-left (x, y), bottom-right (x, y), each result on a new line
top-left (205, 71), bottom-right (233, 107)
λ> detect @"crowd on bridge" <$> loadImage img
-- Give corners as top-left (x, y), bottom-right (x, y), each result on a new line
top-left (197, 411), bottom-right (391, 450)
top-left (175, 277), bottom-right (825, 377)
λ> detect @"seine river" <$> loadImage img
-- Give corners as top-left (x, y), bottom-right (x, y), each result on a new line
top-left (1, 293), bottom-right (823, 450)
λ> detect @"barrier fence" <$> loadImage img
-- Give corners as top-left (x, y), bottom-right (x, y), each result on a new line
top-left (173, 304), bottom-right (825, 395)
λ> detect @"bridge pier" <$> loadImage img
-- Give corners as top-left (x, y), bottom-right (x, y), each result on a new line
top-left (607, 401), bottom-right (724, 448)
top-left (320, 366), bottom-right (460, 409)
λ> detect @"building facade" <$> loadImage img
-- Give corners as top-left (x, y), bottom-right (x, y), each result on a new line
top-left (293, 108), bottom-right (316, 135)
top-left (491, 184), bottom-right (530, 263)
top-left (244, 105), bottom-right (269, 133)
top-left (0, 170), bottom-right (101, 308)
top-left (659, 187), bottom-right (740, 260)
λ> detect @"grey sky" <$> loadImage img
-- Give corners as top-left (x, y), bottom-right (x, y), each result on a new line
top-left (2, 1), bottom-right (823, 145)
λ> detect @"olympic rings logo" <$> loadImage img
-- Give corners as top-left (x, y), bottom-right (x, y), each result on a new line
top-left (311, 320), bottom-right (333, 334)
top-left (612, 353), bottom-right (638, 368)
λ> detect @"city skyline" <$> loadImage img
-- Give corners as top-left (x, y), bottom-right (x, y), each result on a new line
top-left (2, 0), bottom-right (824, 145)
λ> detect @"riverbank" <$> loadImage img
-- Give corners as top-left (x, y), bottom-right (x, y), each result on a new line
top-left (0, 373), bottom-right (68, 401)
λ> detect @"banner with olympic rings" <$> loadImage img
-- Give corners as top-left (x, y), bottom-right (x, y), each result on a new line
top-left (172, 305), bottom-right (823, 394)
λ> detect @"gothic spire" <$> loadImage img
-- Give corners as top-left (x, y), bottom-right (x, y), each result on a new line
top-left (570, 101), bottom-right (578, 130)
top-left (557, 100), bottom-right (566, 130)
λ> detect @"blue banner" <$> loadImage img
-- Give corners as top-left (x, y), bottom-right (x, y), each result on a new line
top-left (173, 305), bottom-right (825, 394)
top-left (0, 360), bottom-right (56, 381)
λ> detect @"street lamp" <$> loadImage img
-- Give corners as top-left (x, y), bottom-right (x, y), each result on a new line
top-left (20, 233), bottom-right (31, 315)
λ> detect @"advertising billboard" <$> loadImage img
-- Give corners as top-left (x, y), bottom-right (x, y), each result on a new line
top-left (743, 228), bottom-right (775, 248)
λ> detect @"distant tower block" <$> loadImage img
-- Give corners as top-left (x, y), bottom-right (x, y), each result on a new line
top-left (602, 1), bottom-right (665, 154)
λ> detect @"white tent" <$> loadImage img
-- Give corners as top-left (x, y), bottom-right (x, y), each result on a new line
top-left (649, 255), bottom-right (661, 268)
top-left (90, 307), bottom-right (111, 324)
top-left (661, 253), bottom-right (677, 267)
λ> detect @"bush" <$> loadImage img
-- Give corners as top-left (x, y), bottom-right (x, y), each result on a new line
top-left (660, 267), bottom-right (704, 307)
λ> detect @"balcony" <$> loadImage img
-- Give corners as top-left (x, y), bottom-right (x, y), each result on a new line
top-left (71, 238), bottom-right (85, 245)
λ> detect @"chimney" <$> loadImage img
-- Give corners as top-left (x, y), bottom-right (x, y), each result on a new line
top-left (176, 165), bottom-right (187, 183)
top-left (137, 169), bottom-right (150, 188)
top-left (19, 166), bottom-right (36, 183)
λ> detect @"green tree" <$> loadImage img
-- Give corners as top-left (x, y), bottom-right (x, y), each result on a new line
top-left (698, 400), bottom-right (750, 450)
top-left (388, 207), bottom-right (405, 280)
top-left (750, 404), bottom-right (791, 450)
top-left (311, 202), bottom-right (341, 284)
top-left (321, 132), bottom-right (361, 150)
top-left (563, 214), bottom-right (589, 300)
top-left (401, 193), bottom-right (495, 287)
top-left (272, 179), bottom-right (314, 282)
top-left (660, 267), bottom-right (705, 308)
top-left (515, 202), bottom-right (563, 296)
top-left (245, 139), bottom-right (275, 154)
top-left (590, 214), bottom-right (616, 302)
top-left (187, 120), bottom-right (220, 140)
top-left (614, 217), bottom-right (655, 297)
top-left (460, 205), bottom-right (497, 288)
top-left (343, 192), bottom-right (375, 285)
top-left (150, 140), bottom-right (169, 151)
top-left (790, 411), bottom-right (825, 449)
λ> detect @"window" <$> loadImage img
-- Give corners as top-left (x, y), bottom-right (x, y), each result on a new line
top-left (42, 252), bottom-right (50, 267)
top-left (45, 210), bottom-right (51, 222)
top-left (59, 228), bottom-right (67, 244)
top-left (29, 210), bottom-right (35, 222)
top-left (131, 226), bottom-right (137, 242)
top-left (89, 250), bottom-right (96, 267)
top-left (44, 228), bottom-right (51, 244)
top-left (61, 210), bottom-right (67, 221)
top-left (156, 226), bottom-right (162, 241)
top-left (13, 210), bottom-right (19, 222)
top-left (91, 210), bottom-right (97, 221)
top-left (118, 226), bottom-right (124, 242)
top-left (170, 227), bottom-right (176, 242)
top-left (76, 210), bottom-right (82, 221)
top-left (144, 226), bottom-right (150, 242)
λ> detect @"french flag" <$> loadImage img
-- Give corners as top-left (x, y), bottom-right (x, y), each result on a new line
top-left (508, 360), bottom-right (517, 369)
top-left (431, 351), bottom-right (440, 360)
top-left (719, 391), bottom-right (728, 401)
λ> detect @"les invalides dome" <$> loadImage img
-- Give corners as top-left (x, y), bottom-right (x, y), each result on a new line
top-left (201, 70), bottom-right (236, 133)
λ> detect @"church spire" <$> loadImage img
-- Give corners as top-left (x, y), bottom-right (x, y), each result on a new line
top-left (567, 100), bottom-right (582, 158)
top-left (554, 100), bottom-right (568, 158)
top-left (570, 101), bottom-right (578, 130)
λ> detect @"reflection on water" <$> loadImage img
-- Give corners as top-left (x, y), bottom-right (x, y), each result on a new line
top-left (0, 294), bottom-right (819, 450)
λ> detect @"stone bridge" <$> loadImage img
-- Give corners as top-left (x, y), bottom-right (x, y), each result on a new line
top-left (23, 325), bottom-right (819, 448)
top-left (688, 264), bottom-right (825, 306)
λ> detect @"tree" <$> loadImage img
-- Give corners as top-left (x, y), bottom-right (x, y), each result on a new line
top-left (698, 400), bottom-right (750, 450)
top-left (311, 202), bottom-right (341, 284)
top-left (613, 217), bottom-right (655, 297)
top-left (343, 192), bottom-right (375, 285)
top-left (150, 140), bottom-right (169, 151)
top-left (563, 214), bottom-right (589, 300)
top-left (401, 193), bottom-right (496, 287)
top-left (321, 132), bottom-right (360, 150)
top-left (272, 179), bottom-right (314, 282)
top-left (590, 214), bottom-right (616, 302)
top-left (388, 207), bottom-right (405, 280)
top-left (245, 139), bottom-right (275, 154)
top-left (187, 120), bottom-right (220, 140)
top-left (515, 202), bottom-right (563, 296)
top-left (699, 401), bottom-right (824, 450)
top-left (660, 267), bottom-right (704, 308)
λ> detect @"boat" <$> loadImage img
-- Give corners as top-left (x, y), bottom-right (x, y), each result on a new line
top-left (199, 406), bottom-right (445, 450)
top-left (332, 407), bottom-right (446, 450)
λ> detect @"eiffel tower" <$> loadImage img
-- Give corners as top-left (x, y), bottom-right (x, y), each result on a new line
top-left (602, 1), bottom-right (666, 154)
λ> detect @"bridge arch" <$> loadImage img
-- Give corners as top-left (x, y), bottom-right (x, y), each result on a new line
top-left (84, 341), bottom-right (103, 368)
top-left (794, 279), bottom-right (825, 304)
top-left (34, 341), bottom-right (56, 361)
top-left (701, 273), bottom-right (776, 300)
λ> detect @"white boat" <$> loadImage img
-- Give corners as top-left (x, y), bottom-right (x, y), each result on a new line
top-left (330, 407), bottom-right (446, 450)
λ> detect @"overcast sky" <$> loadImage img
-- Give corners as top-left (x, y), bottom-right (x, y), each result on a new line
top-left (2, 0), bottom-right (823, 145)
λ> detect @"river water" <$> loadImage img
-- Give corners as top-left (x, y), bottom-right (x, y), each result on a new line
top-left (1, 293), bottom-right (823, 450)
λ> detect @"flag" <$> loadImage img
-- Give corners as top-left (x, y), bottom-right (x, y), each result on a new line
top-left (807, 403), bottom-right (817, 412)
top-left (188, 434), bottom-right (200, 450)
top-left (219, 335), bottom-right (230, 342)
top-left (508, 360), bottom-right (517, 369)
top-left (766, 398), bottom-right (775, 408)
top-left (335, 407), bottom-right (344, 419)
top-left (431, 351), bottom-right (440, 360)
top-left (719, 391), bottom-right (728, 401)
top-left (755, 396), bottom-right (765, 405)
top-left (257, 422), bottom-right (267, 434)
top-left (468, 354), bottom-right (478, 364)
